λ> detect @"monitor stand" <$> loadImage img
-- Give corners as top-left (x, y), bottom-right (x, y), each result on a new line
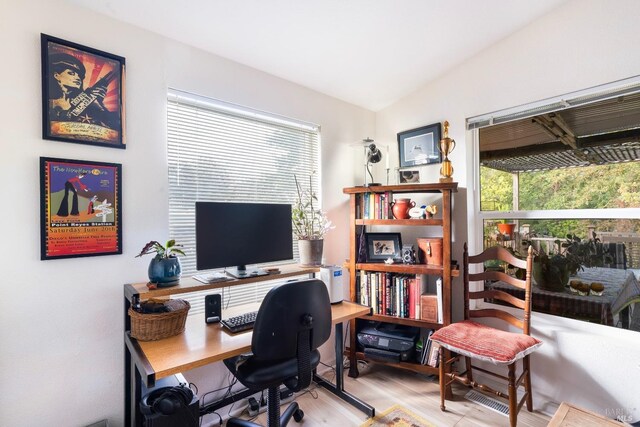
top-left (226, 265), bottom-right (268, 279)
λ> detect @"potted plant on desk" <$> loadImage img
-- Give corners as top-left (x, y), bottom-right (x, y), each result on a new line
top-left (292, 174), bottom-right (333, 266)
top-left (136, 239), bottom-right (186, 287)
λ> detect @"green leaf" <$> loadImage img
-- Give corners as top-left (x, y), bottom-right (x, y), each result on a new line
top-left (135, 240), bottom-right (162, 258)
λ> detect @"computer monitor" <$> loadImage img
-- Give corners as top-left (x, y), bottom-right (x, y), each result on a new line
top-left (195, 202), bottom-right (293, 278)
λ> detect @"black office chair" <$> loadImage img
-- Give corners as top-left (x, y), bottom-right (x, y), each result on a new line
top-left (223, 279), bottom-right (332, 427)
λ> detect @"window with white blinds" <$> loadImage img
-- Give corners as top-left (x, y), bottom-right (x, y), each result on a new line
top-left (167, 89), bottom-right (321, 313)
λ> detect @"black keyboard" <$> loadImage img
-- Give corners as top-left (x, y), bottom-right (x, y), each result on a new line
top-left (221, 311), bottom-right (258, 333)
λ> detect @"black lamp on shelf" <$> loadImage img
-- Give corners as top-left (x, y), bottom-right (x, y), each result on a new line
top-left (363, 138), bottom-right (382, 187)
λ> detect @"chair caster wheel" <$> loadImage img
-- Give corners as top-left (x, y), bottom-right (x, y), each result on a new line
top-left (293, 408), bottom-right (304, 422)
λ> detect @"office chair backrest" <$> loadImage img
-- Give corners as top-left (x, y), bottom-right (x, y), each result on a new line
top-left (464, 243), bottom-right (534, 335)
top-left (251, 278), bottom-right (331, 361)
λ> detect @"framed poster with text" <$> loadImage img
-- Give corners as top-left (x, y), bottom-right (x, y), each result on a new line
top-left (41, 34), bottom-right (126, 148)
top-left (40, 157), bottom-right (122, 260)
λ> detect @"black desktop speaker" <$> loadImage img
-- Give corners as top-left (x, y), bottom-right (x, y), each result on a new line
top-left (205, 294), bottom-right (221, 324)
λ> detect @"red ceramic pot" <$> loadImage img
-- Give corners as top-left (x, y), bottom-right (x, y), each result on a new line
top-left (391, 198), bottom-right (415, 219)
top-left (497, 223), bottom-right (516, 237)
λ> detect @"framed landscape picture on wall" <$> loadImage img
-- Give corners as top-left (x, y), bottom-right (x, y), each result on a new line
top-left (41, 34), bottom-right (126, 148)
top-left (40, 157), bottom-right (122, 260)
top-left (397, 123), bottom-right (442, 167)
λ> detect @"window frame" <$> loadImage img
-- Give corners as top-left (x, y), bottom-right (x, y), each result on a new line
top-left (166, 89), bottom-right (322, 313)
top-left (468, 79), bottom-right (640, 313)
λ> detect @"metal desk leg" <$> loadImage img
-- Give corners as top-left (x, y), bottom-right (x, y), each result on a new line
top-left (125, 343), bottom-right (131, 427)
top-left (124, 292), bottom-right (143, 427)
top-left (314, 322), bottom-right (375, 417)
top-left (125, 342), bottom-right (144, 427)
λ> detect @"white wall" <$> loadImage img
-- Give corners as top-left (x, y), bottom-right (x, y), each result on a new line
top-left (0, 1), bottom-right (374, 425)
top-left (377, 0), bottom-right (640, 421)
top-left (5, 0), bottom-right (640, 424)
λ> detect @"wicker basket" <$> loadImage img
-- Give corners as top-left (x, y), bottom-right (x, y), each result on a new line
top-left (129, 300), bottom-right (190, 341)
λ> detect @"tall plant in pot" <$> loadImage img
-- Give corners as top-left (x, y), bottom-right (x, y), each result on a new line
top-left (292, 174), bottom-right (333, 266)
top-left (136, 239), bottom-right (185, 287)
top-left (520, 232), bottom-right (612, 291)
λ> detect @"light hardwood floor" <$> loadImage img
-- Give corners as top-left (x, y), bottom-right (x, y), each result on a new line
top-left (250, 362), bottom-right (551, 427)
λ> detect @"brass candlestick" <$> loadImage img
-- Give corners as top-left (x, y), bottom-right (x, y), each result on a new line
top-left (439, 120), bottom-right (456, 183)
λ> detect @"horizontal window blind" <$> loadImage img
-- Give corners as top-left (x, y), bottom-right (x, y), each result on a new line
top-left (167, 89), bottom-right (320, 312)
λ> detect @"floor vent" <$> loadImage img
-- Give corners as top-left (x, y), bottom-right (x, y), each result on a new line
top-left (465, 390), bottom-right (510, 417)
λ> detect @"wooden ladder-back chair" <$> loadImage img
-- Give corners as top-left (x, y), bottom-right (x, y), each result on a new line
top-left (430, 244), bottom-right (542, 427)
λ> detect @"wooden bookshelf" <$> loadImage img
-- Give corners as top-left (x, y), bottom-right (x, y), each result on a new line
top-left (347, 263), bottom-right (459, 276)
top-left (343, 183), bottom-right (457, 378)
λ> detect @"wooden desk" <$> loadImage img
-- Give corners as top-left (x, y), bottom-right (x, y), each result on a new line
top-left (548, 402), bottom-right (629, 426)
top-left (124, 268), bottom-right (374, 426)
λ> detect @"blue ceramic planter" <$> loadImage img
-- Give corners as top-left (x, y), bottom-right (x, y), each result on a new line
top-left (148, 257), bottom-right (182, 287)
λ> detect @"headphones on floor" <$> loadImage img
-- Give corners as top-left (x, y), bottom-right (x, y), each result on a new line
top-left (141, 385), bottom-right (194, 416)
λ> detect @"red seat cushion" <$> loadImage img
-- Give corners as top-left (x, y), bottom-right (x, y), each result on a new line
top-left (431, 320), bottom-right (542, 365)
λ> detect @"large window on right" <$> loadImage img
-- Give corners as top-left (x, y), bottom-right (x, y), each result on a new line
top-left (473, 77), bottom-right (640, 331)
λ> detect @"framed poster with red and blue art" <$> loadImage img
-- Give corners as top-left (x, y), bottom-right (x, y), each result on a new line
top-left (41, 34), bottom-right (126, 148)
top-left (40, 157), bottom-right (122, 260)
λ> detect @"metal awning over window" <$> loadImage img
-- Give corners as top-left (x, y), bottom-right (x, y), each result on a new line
top-left (470, 76), bottom-right (640, 172)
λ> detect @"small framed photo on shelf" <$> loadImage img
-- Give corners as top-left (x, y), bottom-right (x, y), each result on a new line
top-left (41, 34), bottom-right (126, 149)
top-left (397, 123), bottom-right (442, 167)
top-left (399, 169), bottom-right (420, 184)
top-left (365, 232), bottom-right (403, 262)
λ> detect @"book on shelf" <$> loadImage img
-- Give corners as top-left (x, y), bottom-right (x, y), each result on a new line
top-left (363, 193), bottom-right (369, 219)
top-left (419, 276), bottom-right (444, 324)
top-left (436, 277), bottom-right (444, 324)
top-left (359, 270), bottom-right (367, 306)
top-left (427, 341), bottom-right (441, 367)
top-left (420, 295), bottom-right (438, 323)
top-left (420, 329), bottom-right (434, 365)
top-left (374, 194), bottom-right (379, 220)
top-left (355, 191), bottom-right (393, 220)
top-left (408, 276), bottom-right (423, 320)
top-left (369, 194), bottom-right (375, 219)
top-left (357, 272), bottom-right (428, 319)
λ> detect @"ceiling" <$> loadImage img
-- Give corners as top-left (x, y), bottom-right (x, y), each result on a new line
top-left (67, 0), bottom-right (566, 111)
